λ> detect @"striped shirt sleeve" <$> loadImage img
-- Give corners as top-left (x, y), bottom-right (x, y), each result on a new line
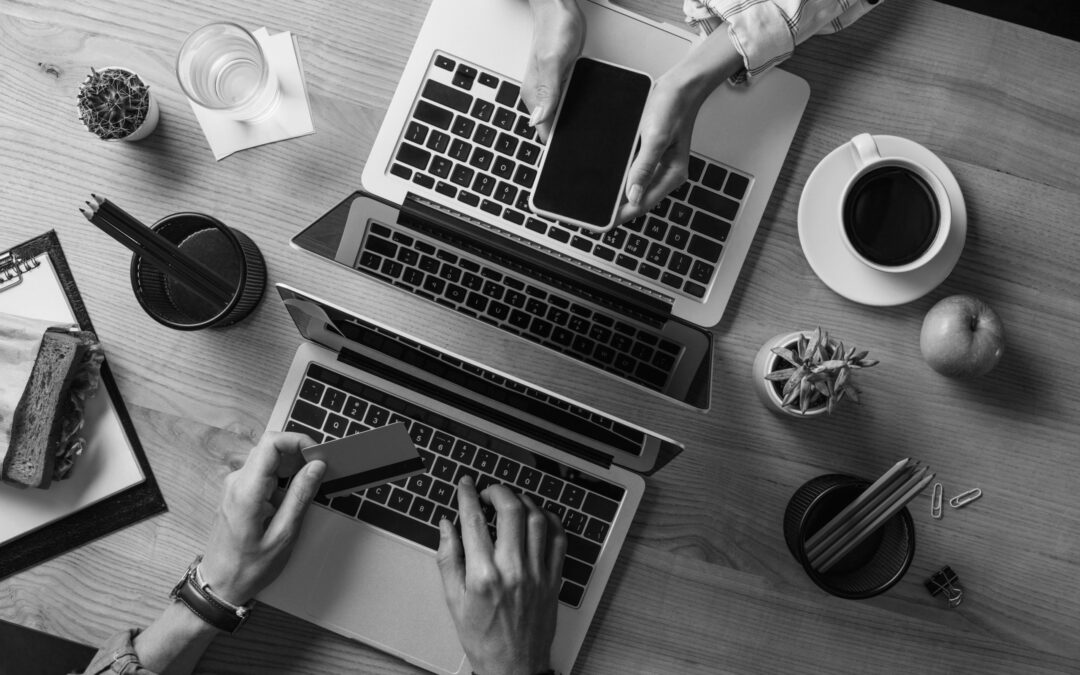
top-left (683, 0), bottom-right (883, 83)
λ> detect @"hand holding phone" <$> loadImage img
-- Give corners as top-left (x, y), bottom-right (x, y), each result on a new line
top-left (529, 57), bottom-right (652, 232)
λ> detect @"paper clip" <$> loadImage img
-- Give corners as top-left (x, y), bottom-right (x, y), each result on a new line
top-left (925, 565), bottom-right (963, 608)
top-left (948, 488), bottom-right (982, 509)
top-left (931, 482), bottom-right (943, 519)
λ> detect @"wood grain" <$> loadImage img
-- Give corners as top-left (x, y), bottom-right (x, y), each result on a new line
top-left (2, 0), bottom-right (1079, 672)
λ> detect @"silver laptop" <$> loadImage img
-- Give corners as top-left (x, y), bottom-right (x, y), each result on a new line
top-left (259, 285), bottom-right (682, 674)
top-left (361, 0), bottom-right (809, 331)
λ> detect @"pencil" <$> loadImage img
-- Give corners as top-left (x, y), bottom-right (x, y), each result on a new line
top-left (81, 195), bottom-right (234, 308)
top-left (812, 467), bottom-right (934, 573)
top-left (804, 458), bottom-right (915, 560)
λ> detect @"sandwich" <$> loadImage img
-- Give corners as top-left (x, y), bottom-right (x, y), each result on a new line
top-left (1, 312), bottom-right (103, 489)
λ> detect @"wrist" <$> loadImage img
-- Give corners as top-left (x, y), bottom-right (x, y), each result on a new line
top-left (664, 27), bottom-right (744, 102)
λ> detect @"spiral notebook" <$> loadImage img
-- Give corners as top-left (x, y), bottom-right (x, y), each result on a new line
top-left (0, 231), bottom-right (166, 580)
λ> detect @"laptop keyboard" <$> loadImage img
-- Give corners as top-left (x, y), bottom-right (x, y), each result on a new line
top-left (285, 362), bottom-right (626, 609)
top-left (389, 51), bottom-right (754, 301)
top-left (356, 221), bottom-right (682, 392)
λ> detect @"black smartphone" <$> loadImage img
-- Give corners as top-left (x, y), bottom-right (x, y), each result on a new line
top-left (530, 57), bottom-right (652, 232)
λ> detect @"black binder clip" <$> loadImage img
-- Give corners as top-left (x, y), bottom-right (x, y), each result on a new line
top-left (925, 565), bottom-right (963, 608)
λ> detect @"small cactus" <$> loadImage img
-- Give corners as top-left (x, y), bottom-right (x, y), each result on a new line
top-left (765, 327), bottom-right (879, 414)
top-left (76, 68), bottom-right (152, 140)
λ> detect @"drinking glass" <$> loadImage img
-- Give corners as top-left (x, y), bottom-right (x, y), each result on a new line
top-left (176, 22), bottom-right (281, 120)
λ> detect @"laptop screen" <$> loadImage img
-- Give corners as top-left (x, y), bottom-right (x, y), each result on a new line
top-left (278, 285), bottom-right (681, 472)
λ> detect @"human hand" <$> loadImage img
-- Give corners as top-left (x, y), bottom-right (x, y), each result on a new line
top-left (199, 432), bottom-right (326, 605)
top-left (436, 476), bottom-right (567, 675)
top-left (616, 74), bottom-right (706, 224)
top-left (522, 0), bottom-right (586, 140)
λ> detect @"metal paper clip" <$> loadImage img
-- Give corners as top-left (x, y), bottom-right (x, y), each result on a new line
top-left (925, 565), bottom-right (964, 608)
top-left (948, 488), bottom-right (982, 509)
top-left (931, 482), bottom-right (943, 519)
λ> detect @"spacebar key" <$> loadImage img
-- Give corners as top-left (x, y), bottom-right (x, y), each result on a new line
top-left (358, 501), bottom-right (440, 550)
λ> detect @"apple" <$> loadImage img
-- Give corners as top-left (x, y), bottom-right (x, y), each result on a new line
top-left (920, 294), bottom-right (1005, 377)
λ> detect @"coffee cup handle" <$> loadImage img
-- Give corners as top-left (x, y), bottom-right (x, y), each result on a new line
top-left (850, 133), bottom-right (880, 168)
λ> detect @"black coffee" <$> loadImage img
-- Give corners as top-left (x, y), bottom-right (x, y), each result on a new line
top-left (842, 166), bottom-right (939, 266)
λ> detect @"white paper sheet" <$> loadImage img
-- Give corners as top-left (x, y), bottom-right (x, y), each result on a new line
top-left (0, 253), bottom-right (145, 545)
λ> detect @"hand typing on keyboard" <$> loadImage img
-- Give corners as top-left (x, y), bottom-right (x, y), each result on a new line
top-left (437, 475), bottom-right (567, 675)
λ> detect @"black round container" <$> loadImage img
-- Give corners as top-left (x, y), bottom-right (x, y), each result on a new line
top-left (783, 473), bottom-right (915, 599)
top-left (129, 212), bottom-right (265, 329)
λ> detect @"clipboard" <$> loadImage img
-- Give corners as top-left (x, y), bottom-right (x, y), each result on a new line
top-left (0, 230), bottom-right (167, 580)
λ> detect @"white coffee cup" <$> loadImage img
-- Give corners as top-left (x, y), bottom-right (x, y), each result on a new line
top-left (839, 134), bottom-right (951, 274)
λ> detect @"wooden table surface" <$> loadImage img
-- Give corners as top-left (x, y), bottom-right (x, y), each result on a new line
top-left (2, 1), bottom-right (1078, 673)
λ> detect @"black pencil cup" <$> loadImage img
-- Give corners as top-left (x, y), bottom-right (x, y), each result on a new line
top-left (783, 474), bottom-right (915, 599)
top-left (130, 213), bottom-right (266, 330)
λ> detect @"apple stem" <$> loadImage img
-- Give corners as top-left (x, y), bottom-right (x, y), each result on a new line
top-left (970, 315), bottom-right (980, 331)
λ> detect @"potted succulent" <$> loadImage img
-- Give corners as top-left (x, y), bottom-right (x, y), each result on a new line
top-left (752, 327), bottom-right (878, 418)
top-left (76, 67), bottom-right (159, 141)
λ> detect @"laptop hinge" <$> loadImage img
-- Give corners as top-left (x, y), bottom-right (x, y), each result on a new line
top-left (399, 193), bottom-right (674, 326)
top-left (337, 346), bottom-right (615, 470)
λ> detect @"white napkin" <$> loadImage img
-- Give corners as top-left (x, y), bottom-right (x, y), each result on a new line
top-left (190, 27), bottom-right (315, 160)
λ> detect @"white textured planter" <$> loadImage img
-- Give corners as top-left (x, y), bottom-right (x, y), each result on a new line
top-left (79, 67), bottom-right (159, 142)
top-left (752, 331), bottom-right (828, 419)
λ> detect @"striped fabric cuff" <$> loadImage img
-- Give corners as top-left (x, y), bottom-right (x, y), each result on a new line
top-left (705, 0), bottom-right (795, 83)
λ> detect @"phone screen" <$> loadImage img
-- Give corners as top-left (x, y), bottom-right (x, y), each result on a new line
top-left (531, 58), bottom-right (652, 230)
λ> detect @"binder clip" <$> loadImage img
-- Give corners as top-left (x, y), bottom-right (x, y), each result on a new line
top-left (925, 565), bottom-right (963, 608)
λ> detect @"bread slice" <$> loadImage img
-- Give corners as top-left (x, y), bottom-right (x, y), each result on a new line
top-left (2, 331), bottom-right (89, 489)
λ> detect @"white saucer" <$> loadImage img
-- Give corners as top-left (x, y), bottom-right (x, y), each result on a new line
top-left (797, 135), bottom-right (966, 306)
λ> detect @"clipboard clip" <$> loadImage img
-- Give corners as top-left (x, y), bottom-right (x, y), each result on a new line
top-left (925, 565), bottom-right (964, 608)
top-left (0, 251), bottom-right (41, 292)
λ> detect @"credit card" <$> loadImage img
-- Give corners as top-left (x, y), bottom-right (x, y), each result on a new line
top-left (301, 422), bottom-right (425, 498)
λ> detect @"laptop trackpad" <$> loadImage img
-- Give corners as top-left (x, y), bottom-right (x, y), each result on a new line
top-left (305, 524), bottom-right (466, 673)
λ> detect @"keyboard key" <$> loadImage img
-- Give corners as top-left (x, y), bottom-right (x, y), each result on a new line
top-left (426, 130), bottom-right (450, 153)
top-left (406, 121), bottom-right (428, 144)
top-left (431, 156), bottom-right (453, 178)
top-left (494, 181), bottom-right (518, 205)
top-left (395, 142), bottom-right (431, 171)
top-left (562, 557), bottom-right (593, 586)
top-left (453, 64), bottom-right (476, 89)
top-left (494, 457), bottom-right (521, 482)
top-left (582, 492), bottom-right (618, 521)
top-left (669, 252), bottom-right (692, 275)
top-left (429, 478), bottom-right (456, 505)
top-left (291, 399), bottom-right (326, 429)
top-left (409, 496), bottom-right (437, 522)
top-left (562, 508), bottom-right (587, 534)
top-left (421, 79), bottom-right (471, 113)
top-left (471, 99), bottom-right (494, 122)
top-left (495, 132), bottom-right (519, 156)
top-left (451, 164), bottom-right (475, 187)
top-left (583, 517), bottom-right (611, 543)
top-left (299, 379), bottom-right (324, 403)
top-left (434, 55), bottom-right (455, 71)
top-left (452, 115), bottom-right (476, 138)
top-left (517, 141), bottom-right (541, 165)
top-left (413, 100), bottom-right (453, 129)
top-left (665, 226), bottom-right (691, 249)
top-left (473, 174), bottom-right (496, 196)
top-left (364, 405), bottom-right (389, 427)
top-left (478, 72), bottom-right (499, 88)
top-left (543, 500), bottom-right (567, 518)
top-left (474, 124), bottom-right (497, 147)
top-left (724, 172), bottom-right (750, 199)
top-left (480, 199), bottom-right (502, 216)
top-left (688, 235), bottom-right (723, 263)
top-left (358, 501), bottom-right (440, 550)
top-left (688, 186), bottom-right (739, 220)
top-left (390, 163), bottom-right (412, 180)
top-left (493, 107), bottom-right (516, 130)
top-left (496, 81), bottom-right (520, 107)
top-left (454, 465), bottom-right (480, 485)
top-left (324, 413), bottom-right (348, 438)
top-left (559, 581), bottom-right (585, 607)
top-left (566, 532), bottom-right (601, 564)
top-left (691, 259), bottom-right (716, 284)
top-left (539, 474), bottom-right (564, 501)
top-left (688, 155), bottom-right (705, 181)
top-left (433, 505), bottom-right (457, 527)
top-left (401, 474), bottom-right (430, 500)
top-left (449, 138), bottom-right (471, 161)
top-left (684, 281), bottom-right (706, 298)
top-left (702, 164), bottom-right (728, 190)
top-left (388, 487), bottom-right (414, 513)
top-left (689, 211), bottom-right (731, 241)
top-left (473, 448), bottom-right (498, 473)
top-left (331, 493), bottom-right (362, 517)
top-left (449, 439), bottom-right (477, 464)
top-left (367, 483), bottom-right (391, 504)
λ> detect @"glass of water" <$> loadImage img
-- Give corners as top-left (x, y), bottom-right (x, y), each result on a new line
top-left (176, 22), bottom-right (281, 120)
